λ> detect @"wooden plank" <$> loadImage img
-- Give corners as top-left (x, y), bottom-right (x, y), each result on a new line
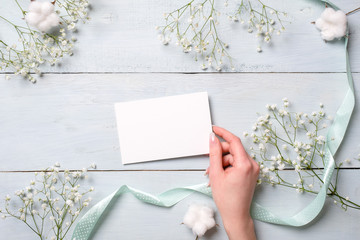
top-left (0, 73), bottom-right (358, 171)
top-left (0, 0), bottom-right (359, 73)
top-left (0, 170), bottom-right (359, 239)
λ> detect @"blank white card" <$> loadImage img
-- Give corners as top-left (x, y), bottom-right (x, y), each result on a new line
top-left (114, 92), bottom-right (212, 164)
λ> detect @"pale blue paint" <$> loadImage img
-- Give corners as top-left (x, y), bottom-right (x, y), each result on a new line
top-left (0, 0), bottom-right (359, 239)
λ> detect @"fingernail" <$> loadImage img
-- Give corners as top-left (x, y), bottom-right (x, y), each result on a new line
top-left (204, 168), bottom-right (209, 176)
top-left (209, 132), bottom-right (216, 143)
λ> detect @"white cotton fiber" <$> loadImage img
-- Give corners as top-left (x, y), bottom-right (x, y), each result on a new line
top-left (41, 2), bottom-right (55, 16)
top-left (47, 13), bottom-right (60, 27)
top-left (25, 1), bottom-right (59, 32)
top-left (28, 1), bottom-right (42, 13)
top-left (37, 21), bottom-right (51, 32)
top-left (315, 8), bottom-right (347, 41)
top-left (24, 12), bottom-right (42, 26)
top-left (183, 204), bottom-right (216, 237)
top-left (192, 223), bottom-right (207, 237)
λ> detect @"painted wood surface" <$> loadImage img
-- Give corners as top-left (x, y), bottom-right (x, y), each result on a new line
top-left (0, 73), bottom-right (359, 171)
top-left (0, 171), bottom-right (359, 239)
top-left (0, 0), bottom-right (359, 73)
top-left (0, 0), bottom-right (360, 239)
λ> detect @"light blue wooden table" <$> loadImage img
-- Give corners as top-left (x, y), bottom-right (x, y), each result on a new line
top-left (1, 0), bottom-right (360, 239)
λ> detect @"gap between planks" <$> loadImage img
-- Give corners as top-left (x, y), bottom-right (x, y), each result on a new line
top-left (0, 72), bottom-right (358, 75)
top-left (1, 168), bottom-right (360, 173)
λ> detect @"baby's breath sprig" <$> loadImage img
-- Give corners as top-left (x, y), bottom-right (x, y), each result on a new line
top-left (245, 98), bottom-right (360, 211)
top-left (0, 0), bottom-right (90, 83)
top-left (157, 0), bottom-right (233, 71)
top-left (157, 0), bottom-right (288, 70)
top-left (228, 0), bottom-right (288, 52)
top-left (0, 163), bottom-right (96, 240)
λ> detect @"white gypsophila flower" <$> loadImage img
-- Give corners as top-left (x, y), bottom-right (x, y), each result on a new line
top-left (183, 204), bottom-right (216, 237)
top-left (1, 163), bottom-right (94, 239)
top-left (278, 163), bottom-right (285, 170)
top-left (25, 1), bottom-right (60, 32)
top-left (66, 200), bottom-right (74, 207)
top-left (315, 8), bottom-right (347, 41)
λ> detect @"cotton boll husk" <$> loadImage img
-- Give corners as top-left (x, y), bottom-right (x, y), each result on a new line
top-left (41, 2), bottom-right (55, 16)
top-left (37, 21), bottom-right (52, 32)
top-left (25, 12), bottom-right (43, 26)
top-left (47, 13), bottom-right (60, 27)
top-left (28, 1), bottom-right (42, 13)
top-left (192, 222), bottom-right (207, 237)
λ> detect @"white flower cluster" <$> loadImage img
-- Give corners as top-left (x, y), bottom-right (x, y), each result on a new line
top-left (183, 204), bottom-right (216, 237)
top-left (157, 0), bottom-right (233, 71)
top-left (242, 99), bottom-right (360, 210)
top-left (0, 0), bottom-right (90, 83)
top-left (157, 0), bottom-right (288, 70)
top-left (1, 163), bottom-right (96, 239)
top-left (315, 7), bottom-right (347, 41)
top-left (244, 98), bottom-right (332, 193)
top-left (227, 0), bottom-right (287, 52)
top-left (25, 1), bottom-right (60, 32)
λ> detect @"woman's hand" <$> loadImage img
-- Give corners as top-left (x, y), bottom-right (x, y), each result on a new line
top-left (207, 126), bottom-right (259, 240)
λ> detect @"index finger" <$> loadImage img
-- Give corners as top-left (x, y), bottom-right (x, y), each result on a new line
top-left (212, 126), bottom-right (247, 160)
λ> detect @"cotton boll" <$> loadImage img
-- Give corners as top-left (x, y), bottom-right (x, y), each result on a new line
top-left (25, 1), bottom-right (59, 32)
top-left (202, 217), bottom-right (216, 229)
top-left (183, 204), bottom-right (216, 237)
top-left (200, 206), bottom-right (214, 217)
top-left (315, 8), bottom-right (347, 41)
top-left (192, 222), bottom-right (207, 237)
top-left (47, 13), bottom-right (60, 27)
top-left (25, 12), bottom-right (43, 26)
top-left (37, 21), bottom-right (52, 32)
top-left (183, 211), bottom-right (197, 228)
top-left (41, 2), bottom-right (55, 16)
top-left (28, 1), bottom-right (42, 13)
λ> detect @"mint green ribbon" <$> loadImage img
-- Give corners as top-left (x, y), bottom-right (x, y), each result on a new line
top-left (72, 1), bottom-right (355, 239)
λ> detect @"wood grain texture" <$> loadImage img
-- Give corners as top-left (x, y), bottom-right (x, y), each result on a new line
top-left (0, 73), bottom-right (358, 171)
top-left (0, 171), bottom-right (359, 239)
top-left (0, 0), bottom-right (359, 73)
top-left (1, 0), bottom-right (360, 239)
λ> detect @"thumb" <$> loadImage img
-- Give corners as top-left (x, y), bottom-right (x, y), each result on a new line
top-left (209, 132), bottom-right (224, 176)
